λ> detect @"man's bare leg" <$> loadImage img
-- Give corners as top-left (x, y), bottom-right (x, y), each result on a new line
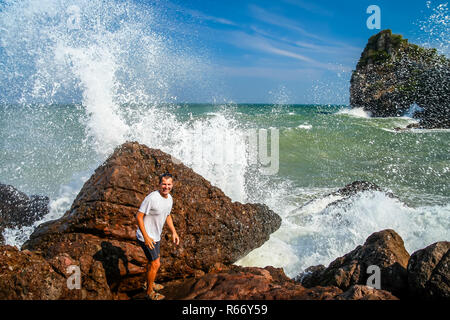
top-left (146, 257), bottom-right (160, 296)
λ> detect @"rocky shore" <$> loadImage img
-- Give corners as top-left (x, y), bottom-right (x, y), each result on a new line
top-left (0, 183), bottom-right (49, 245)
top-left (350, 29), bottom-right (450, 129)
top-left (0, 142), bottom-right (448, 300)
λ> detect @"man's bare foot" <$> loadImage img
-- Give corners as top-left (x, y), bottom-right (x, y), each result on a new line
top-left (145, 291), bottom-right (165, 300)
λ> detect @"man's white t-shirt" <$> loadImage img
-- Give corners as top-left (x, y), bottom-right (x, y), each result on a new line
top-left (136, 190), bottom-right (173, 242)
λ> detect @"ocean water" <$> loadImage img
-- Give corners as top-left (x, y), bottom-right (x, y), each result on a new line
top-left (1, 103), bottom-right (449, 277)
top-left (1, 0), bottom-right (449, 278)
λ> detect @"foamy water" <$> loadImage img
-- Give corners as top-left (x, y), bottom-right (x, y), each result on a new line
top-left (237, 190), bottom-right (450, 277)
top-left (336, 107), bottom-right (372, 118)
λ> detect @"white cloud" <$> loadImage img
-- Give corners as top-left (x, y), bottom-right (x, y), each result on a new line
top-left (226, 31), bottom-right (352, 73)
top-left (184, 8), bottom-right (237, 26)
top-left (280, 0), bottom-right (334, 17)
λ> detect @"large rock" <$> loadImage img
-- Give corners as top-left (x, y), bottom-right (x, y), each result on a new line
top-left (155, 265), bottom-right (396, 300)
top-left (0, 244), bottom-right (112, 300)
top-left (299, 229), bottom-right (410, 297)
top-left (0, 245), bottom-right (67, 299)
top-left (350, 29), bottom-right (450, 129)
top-left (0, 183), bottom-right (49, 244)
top-left (407, 241), bottom-right (450, 300)
top-left (22, 141), bottom-right (281, 299)
top-left (335, 285), bottom-right (399, 300)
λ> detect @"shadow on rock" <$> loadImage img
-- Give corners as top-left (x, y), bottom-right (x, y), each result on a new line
top-left (93, 241), bottom-right (129, 291)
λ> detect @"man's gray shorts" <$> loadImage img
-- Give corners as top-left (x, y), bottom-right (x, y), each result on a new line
top-left (137, 239), bottom-right (160, 261)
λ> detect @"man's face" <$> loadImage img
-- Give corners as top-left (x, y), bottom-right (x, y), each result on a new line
top-left (159, 177), bottom-right (173, 196)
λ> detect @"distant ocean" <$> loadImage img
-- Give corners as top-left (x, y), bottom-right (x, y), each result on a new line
top-left (1, 0), bottom-right (449, 278)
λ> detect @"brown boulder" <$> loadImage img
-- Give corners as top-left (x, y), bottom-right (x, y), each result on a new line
top-left (407, 241), bottom-right (450, 300)
top-left (0, 245), bottom-right (66, 299)
top-left (158, 265), bottom-right (342, 300)
top-left (22, 141), bottom-right (281, 299)
top-left (299, 229), bottom-right (410, 297)
top-left (336, 285), bottom-right (399, 300)
top-left (0, 244), bottom-right (113, 300)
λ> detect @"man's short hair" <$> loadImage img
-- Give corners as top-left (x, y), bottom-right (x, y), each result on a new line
top-left (159, 173), bottom-right (173, 184)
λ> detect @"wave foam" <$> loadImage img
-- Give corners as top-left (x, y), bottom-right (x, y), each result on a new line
top-left (336, 107), bottom-right (372, 118)
top-left (237, 190), bottom-right (450, 278)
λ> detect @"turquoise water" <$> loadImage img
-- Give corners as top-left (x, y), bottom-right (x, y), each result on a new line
top-left (2, 103), bottom-right (448, 207)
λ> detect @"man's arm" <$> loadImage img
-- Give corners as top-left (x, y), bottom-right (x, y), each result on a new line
top-left (166, 214), bottom-right (180, 245)
top-left (136, 211), bottom-right (156, 249)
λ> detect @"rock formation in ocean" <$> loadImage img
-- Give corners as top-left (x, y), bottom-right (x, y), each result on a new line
top-left (298, 229), bottom-right (410, 298)
top-left (0, 183), bottom-right (49, 244)
top-left (350, 29), bottom-right (450, 129)
top-left (289, 181), bottom-right (398, 225)
top-left (330, 180), bottom-right (394, 198)
top-left (20, 141), bottom-right (281, 299)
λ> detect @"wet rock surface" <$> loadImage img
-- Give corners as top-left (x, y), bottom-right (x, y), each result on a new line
top-left (298, 229), bottom-right (410, 298)
top-left (407, 241), bottom-right (450, 300)
top-left (335, 284), bottom-right (399, 300)
top-left (0, 245), bottom-right (68, 299)
top-left (0, 183), bottom-right (49, 244)
top-left (331, 181), bottom-right (393, 198)
top-left (154, 265), bottom-right (397, 300)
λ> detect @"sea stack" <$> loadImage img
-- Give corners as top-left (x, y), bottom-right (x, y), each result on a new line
top-left (350, 29), bottom-right (450, 128)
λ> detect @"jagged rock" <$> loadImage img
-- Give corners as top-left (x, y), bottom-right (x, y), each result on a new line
top-left (336, 285), bottom-right (399, 300)
top-left (407, 241), bottom-right (450, 300)
top-left (293, 181), bottom-right (396, 220)
top-left (294, 265), bottom-right (326, 287)
top-left (0, 245), bottom-right (65, 299)
top-left (287, 181), bottom-right (397, 230)
top-left (0, 244), bottom-right (113, 300)
top-left (350, 29), bottom-right (450, 129)
top-left (0, 183), bottom-right (49, 244)
top-left (157, 265), bottom-right (343, 300)
top-left (326, 181), bottom-right (397, 211)
top-left (153, 265), bottom-right (397, 300)
top-left (21, 141), bottom-right (281, 299)
top-left (299, 229), bottom-right (410, 298)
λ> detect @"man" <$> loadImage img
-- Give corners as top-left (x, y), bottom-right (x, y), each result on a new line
top-left (136, 173), bottom-right (180, 300)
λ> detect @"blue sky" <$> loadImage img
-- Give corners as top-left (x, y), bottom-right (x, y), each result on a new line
top-left (0, 0), bottom-right (447, 105)
top-left (152, 0), bottom-right (447, 104)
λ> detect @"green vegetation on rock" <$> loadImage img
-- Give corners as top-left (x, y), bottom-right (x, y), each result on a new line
top-left (350, 29), bottom-right (450, 128)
